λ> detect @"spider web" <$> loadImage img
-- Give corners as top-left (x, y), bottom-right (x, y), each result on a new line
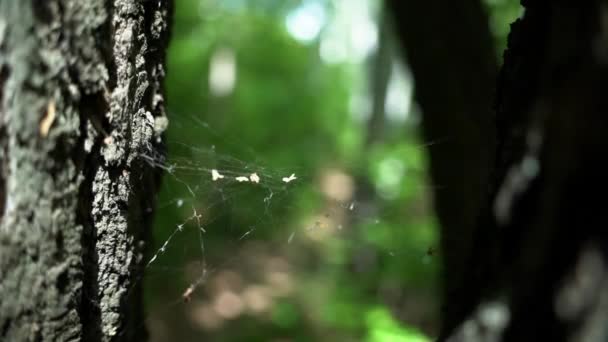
top-left (142, 120), bottom-right (302, 279)
top-left (127, 113), bottom-right (440, 339)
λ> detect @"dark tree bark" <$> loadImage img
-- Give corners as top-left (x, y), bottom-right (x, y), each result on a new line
top-left (390, 0), bottom-right (608, 341)
top-left (0, 0), bottom-right (171, 341)
top-left (447, 2), bottom-right (608, 341)
top-left (386, 0), bottom-right (498, 336)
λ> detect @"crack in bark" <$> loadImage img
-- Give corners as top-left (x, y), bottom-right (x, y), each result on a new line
top-left (0, 65), bottom-right (8, 225)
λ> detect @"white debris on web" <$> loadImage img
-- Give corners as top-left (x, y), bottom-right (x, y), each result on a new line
top-left (192, 206), bottom-right (205, 233)
top-left (282, 173), bottom-right (297, 183)
top-left (142, 117), bottom-right (394, 306)
top-left (211, 169), bottom-right (225, 181)
top-left (263, 191), bottom-right (274, 203)
top-left (146, 239), bottom-right (170, 267)
top-left (238, 227), bottom-right (255, 240)
top-left (182, 284), bottom-right (195, 303)
top-left (166, 164), bottom-right (175, 175)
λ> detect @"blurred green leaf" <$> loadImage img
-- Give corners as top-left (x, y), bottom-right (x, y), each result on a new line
top-left (365, 307), bottom-right (430, 342)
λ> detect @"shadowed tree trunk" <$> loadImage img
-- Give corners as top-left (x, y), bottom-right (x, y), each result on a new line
top-left (390, 0), bottom-right (608, 340)
top-left (386, 0), bottom-right (498, 336)
top-left (447, 2), bottom-right (608, 341)
top-left (0, 0), bottom-right (171, 341)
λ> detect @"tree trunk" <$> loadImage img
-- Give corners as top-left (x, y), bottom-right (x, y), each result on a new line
top-left (386, 0), bottom-right (498, 336)
top-left (447, 2), bottom-right (608, 341)
top-left (0, 0), bottom-right (171, 341)
top-left (391, 0), bottom-right (608, 340)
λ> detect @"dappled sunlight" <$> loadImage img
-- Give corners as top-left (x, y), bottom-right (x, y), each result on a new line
top-left (285, 0), bottom-right (327, 43)
top-left (209, 47), bottom-right (237, 97)
top-left (319, 168), bottom-right (355, 203)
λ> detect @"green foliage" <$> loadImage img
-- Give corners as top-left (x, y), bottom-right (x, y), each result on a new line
top-left (365, 307), bottom-right (430, 342)
top-left (146, 0), bottom-right (440, 340)
top-left (272, 300), bottom-right (300, 328)
top-left (483, 0), bottom-right (523, 59)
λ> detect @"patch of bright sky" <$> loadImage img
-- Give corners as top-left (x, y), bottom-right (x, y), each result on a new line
top-left (385, 60), bottom-right (413, 123)
top-left (286, 0), bottom-right (413, 125)
top-left (319, 0), bottom-right (378, 64)
top-left (349, 59), bottom-right (413, 125)
top-left (285, 0), bottom-right (378, 63)
top-left (285, 0), bottom-right (327, 44)
top-left (209, 47), bottom-right (237, 97)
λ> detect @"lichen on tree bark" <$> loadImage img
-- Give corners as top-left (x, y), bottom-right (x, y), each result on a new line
top-left (0, 0), bottom-right (171, 341)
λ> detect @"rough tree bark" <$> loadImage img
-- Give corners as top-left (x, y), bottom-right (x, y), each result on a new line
top-left (0, 0), bottom-right (171, 341)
